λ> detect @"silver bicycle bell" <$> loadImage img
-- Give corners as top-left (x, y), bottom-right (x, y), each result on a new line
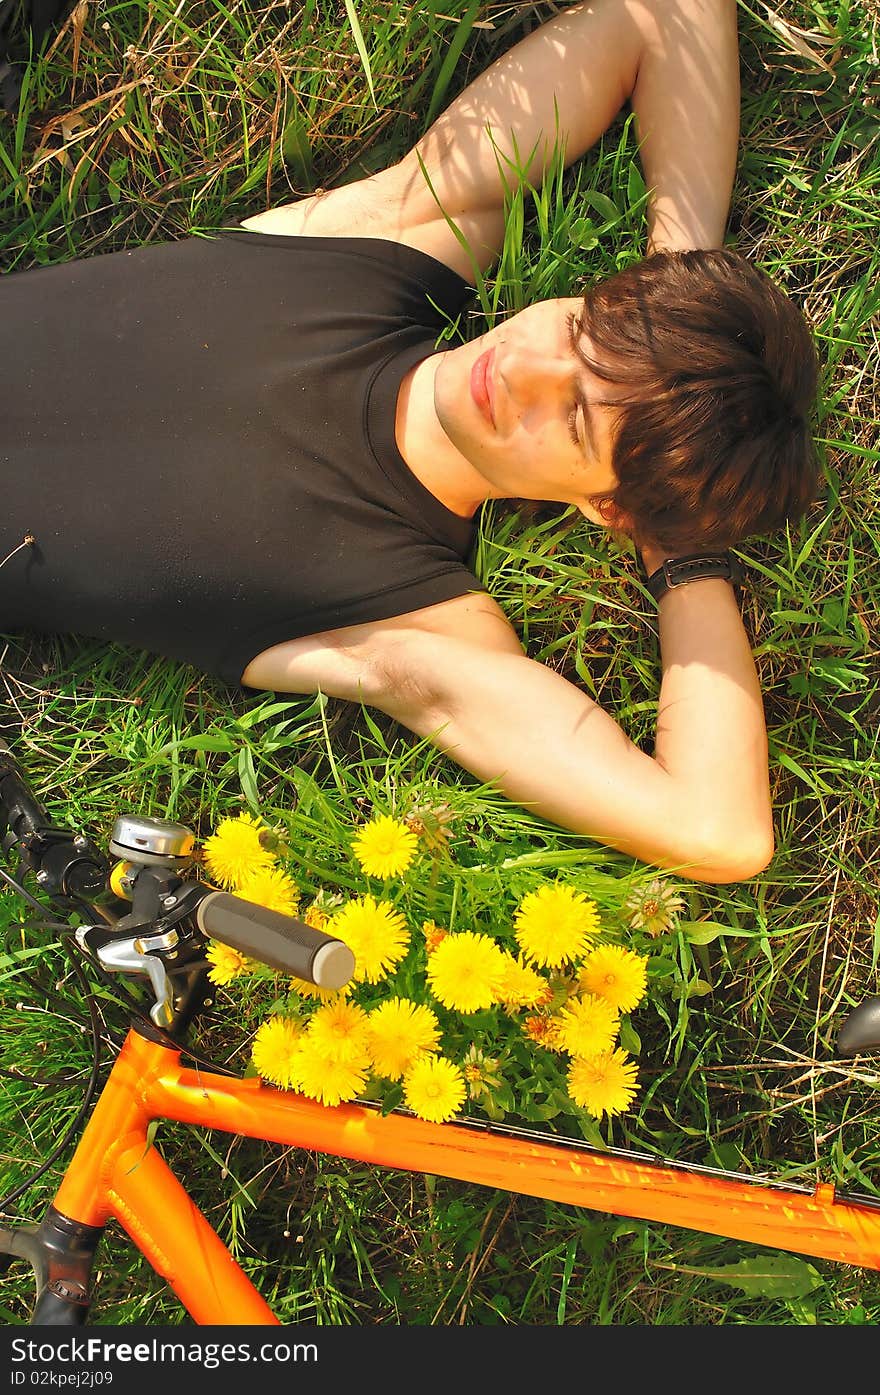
top-left (109, 814), bottom-right (196, 869)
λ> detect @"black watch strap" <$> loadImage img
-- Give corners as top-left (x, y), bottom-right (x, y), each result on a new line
top-left (646, 551), bottom-right (744, 603)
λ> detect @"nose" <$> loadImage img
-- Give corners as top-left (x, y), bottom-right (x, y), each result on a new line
top-left (500, 346), bottom-right (570, 409)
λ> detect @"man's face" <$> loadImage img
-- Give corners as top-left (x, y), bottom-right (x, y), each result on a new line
top-left (432, 297), bottom-right (623, 526)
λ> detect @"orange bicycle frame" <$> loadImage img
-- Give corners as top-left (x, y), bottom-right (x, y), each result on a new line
top-left (47, 1026), bottom-right (880, 1324)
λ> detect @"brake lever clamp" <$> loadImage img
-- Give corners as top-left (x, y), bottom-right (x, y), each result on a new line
top-left (108, 864), bottom-right (209, 937)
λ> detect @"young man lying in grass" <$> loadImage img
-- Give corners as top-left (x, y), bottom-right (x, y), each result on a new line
top-left (0, 1), bottom-right (819, 884)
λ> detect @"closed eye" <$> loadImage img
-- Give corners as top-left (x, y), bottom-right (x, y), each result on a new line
top-left (565, 311), bottom-right (590, 455)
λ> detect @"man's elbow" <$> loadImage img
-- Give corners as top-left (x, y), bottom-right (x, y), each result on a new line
top-left (687, 821), bottom-right (776, 885)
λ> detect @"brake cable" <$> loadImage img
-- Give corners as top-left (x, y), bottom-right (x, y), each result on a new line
top-left (0, 765), bottom-right (334, 1221)
top-left (0, 937), bottom-right (103, 1214)
top-left (0, 870), bottom-right (248, 1216)
top-left (69, 932), bottom-right (244, 1077)
top-left (1, 837), bottom-right (244, 1074)
top-left (0, 862), bottom-right (67, 917)
top-left (0, 925), bottom-right (245, 1215)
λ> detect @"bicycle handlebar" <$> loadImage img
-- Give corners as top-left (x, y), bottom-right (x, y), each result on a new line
top-left (195, 889), bottom-right (355, 990)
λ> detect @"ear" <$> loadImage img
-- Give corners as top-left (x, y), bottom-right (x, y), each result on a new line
top-left (578, 496), bottom-right (629, 532)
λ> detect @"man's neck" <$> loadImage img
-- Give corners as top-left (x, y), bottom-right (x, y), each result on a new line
top-left (394, 354), bottom-right (488, 520)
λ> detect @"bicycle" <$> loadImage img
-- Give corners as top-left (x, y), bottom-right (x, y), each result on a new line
top-left (0, 734), bottom-right (878, 1326)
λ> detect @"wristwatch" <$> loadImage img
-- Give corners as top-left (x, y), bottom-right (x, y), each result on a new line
top-left (645, 551), bottom-right (745, 603)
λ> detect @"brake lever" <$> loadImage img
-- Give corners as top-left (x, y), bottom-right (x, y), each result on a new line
top-left (86, 928), bottom-right (182, 1028)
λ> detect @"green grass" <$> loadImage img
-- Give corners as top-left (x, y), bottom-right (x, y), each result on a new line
top-left (1, 1), bottom-right (879, 1327)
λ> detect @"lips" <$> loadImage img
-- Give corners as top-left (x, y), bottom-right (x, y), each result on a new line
top-left (470, 348), bottom-right (495, 427)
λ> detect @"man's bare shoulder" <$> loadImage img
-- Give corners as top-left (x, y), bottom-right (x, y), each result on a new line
top-left (239, 160), bottom-right (504, 283)
top-left (240, 593), bottom-right (523, 699)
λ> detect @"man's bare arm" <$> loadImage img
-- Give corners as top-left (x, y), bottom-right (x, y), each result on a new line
top-left (370, 578), bottom-right (773, 885)
top-left (396, 0), bottom-right (740, 254)
top-left (249, 2), bottom-right (739, 276)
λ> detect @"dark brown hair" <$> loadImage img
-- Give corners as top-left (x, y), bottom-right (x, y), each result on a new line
top-left (576, 247), bottom-right (821, 553)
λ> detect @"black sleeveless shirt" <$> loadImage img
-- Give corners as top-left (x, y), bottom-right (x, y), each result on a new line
top-left (0, 228), bottom-right (483, 683)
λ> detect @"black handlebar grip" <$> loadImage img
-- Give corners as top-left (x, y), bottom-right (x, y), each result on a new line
top-left (195, 890), bottom-right (355, 989)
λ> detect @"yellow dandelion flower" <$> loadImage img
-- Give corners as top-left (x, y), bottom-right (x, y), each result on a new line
top-left (205, 939), bottom-right (257, 986)
top-left (251, 1016), bottom-right (302, 1090)
top-left (425, 930), bottom-right (507, 1013)
top-left (403, 1055), bottom-right (467, 1123)
top-left (236, 862), bottom-right (300, 916)
top-left (496, 953), bottom-right (550, 1011)
top-left (567, 1048), bottom-right (640, 1119)
top-left (306, 999), bottom-right (370, 1064)
top-left (577, 944), bottom-right (648, 1014)
top-left (366, 997), bottom-right (441, 1080)
top-left (331, 895), bottom-right (410, 984)
top-left (352, 814), bottom-right (419, 879)
top-left (513, 883), bottom-right (600, 968)
top-left (556, 994), bottom-right (620, 1058)
top-left (202, 812), bottom-right (275, 890)
top-left (294, 1037), bottom-right (370, 1107)
top-left (421, 920), bottom-right (448, 954)
top-left (623, 878), bottom-right (685, 938)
